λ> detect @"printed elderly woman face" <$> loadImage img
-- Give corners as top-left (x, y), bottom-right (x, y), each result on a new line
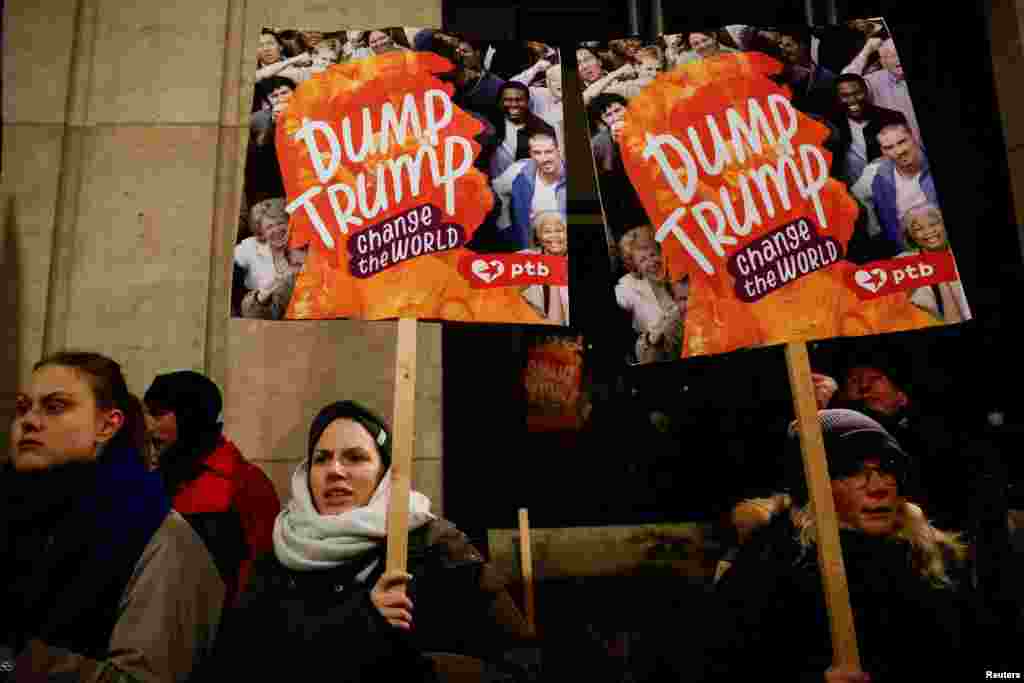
top-left (309, 418), bottom-right (384, 515)
top-left (252, 200), bottom-right (289, 247)
top-left (633, 241), bottom-right (663, 279)
top-left (907, 208), bottom-right (948, 251)
top-left (535, 213), bottom-right (568, 255)
top-left (263, 215), bottom-right (290, 250)
top-left (258, 32), bottom-right (282, 65)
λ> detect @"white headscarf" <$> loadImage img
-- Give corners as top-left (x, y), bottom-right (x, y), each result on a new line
top-left (273, 461), bottom-right (435, 572)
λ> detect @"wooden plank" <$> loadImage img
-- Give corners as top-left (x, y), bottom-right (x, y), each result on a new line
top-left (518, 508), bottom-right (536, 634)
top-left (386, 318), bottom-right (417, 578)
top-left (784, 341), bottom-right (861, 672)
top-left (488, 522), bottom-right (715, 580)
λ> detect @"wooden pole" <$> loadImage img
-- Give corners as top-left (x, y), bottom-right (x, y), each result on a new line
top-left (518, 508), bottom-right (537, 634)
top-left (386, 318), bottom-right (418, 578)
top-left (784, 341), bottom-right (862, 672)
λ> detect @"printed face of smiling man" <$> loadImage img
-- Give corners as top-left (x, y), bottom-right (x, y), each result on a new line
top-left (837, 79), bottom-right (871, 121)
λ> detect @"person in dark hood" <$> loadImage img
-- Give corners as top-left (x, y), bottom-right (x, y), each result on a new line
top-left (144, 370), bottom-right (280, 607)
top-left (213, 400), bottom-right (538, 682)
top-left (3, 351), bottom-right (223, 681)
top-left (831, 354), bottom-right (967, 529)
top-left (702, 409), bottom-right (1017, 682)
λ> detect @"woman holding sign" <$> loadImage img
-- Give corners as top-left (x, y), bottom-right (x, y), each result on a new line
top-left (215, 401), bottom-right (536, 682)
top-left (701, 410), bottom-right (1015, 682)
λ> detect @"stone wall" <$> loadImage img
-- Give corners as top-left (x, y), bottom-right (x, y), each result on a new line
top-left (2, 0), bottom-right (445, 510)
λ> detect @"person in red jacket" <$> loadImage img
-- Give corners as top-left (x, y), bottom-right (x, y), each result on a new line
top-left (144, 370), bottom-right (280, 606)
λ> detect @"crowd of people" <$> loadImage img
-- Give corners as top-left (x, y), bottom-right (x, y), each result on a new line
top-left (3, 350), bottom-right (537, 682)
top-left (4, 345), bottom-right (1021, 681)
top-left (711, 348), bottom-right (1022, 681)
top-left (586, 21), bottom-right (970, 364)
top-left (234, 27), bottom-right (570, 325)
top-left (6, 19), bottom-right (1007, 683)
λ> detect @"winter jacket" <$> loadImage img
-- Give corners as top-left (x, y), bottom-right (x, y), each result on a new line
top-left (870, 154), bottom-right (938, 249)
top-left (172, 437), bottom-right (280, 607)
top-left (1, 446), bottom-right (224, 683)
top-left (214, 518), bottom-right (537, 682)
top-left (699, 510), bottom-right (1014, 682)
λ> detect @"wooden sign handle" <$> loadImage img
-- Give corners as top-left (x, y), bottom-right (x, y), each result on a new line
top-left (518, 508), bottom-right (537, 634)
top-left (784, 341), bottom-right (862, 672)
top-left (386, 318), bottom-right (417, 579)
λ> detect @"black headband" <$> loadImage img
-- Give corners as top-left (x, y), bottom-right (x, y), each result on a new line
top-left (307, 400), bottom-right (392, 471)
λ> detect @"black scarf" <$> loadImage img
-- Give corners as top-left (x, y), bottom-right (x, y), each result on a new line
top-left (1, 444), bottom-right (170, 658)
top-left (160, 425), bottom-right (222, 497)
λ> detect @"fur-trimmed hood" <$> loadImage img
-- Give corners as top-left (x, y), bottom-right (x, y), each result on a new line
top-left (734, 494), bottom-right (968, 588)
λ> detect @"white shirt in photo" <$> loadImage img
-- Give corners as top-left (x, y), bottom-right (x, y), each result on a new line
top-left (504, 120), bottom-right (525, 158)
top-left (234, 237), bottom-right (275, 291)
top-left (849, 119), bottom-right (869, 160)
top-left (530, 173), bottom-right (559, 220)
top-left (895, 169), bottom-right (927, 220)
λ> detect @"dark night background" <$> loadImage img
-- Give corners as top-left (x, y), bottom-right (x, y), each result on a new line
top-left (438, 1), bottom-right (1021, 544)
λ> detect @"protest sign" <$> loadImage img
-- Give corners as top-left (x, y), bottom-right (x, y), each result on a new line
top-left (580, 22), bottom-right (969, 364)
top-left (234, 27), bottom-right (570, 325)
top-left (524, 333), bottom-right (587, 432)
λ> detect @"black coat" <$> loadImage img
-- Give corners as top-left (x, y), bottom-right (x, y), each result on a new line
top-left (212, 518), bottom-right (536, 683)
top-left (698, 512), bottom-right (1012, 682)
top-left (0, 447), bottom-right (170, 662)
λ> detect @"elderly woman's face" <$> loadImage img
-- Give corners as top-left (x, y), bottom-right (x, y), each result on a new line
top-left (309, 418), bottom-right (384, 515)
top-left (536, 215), bottom-right (568, 255)
top-left (908, 211), bottom-right (947, 251)
top-left (634, 243), bottom-right (663, 278)
top-left (263, 216), bottom-right (289, 250)
top-left (258, 33), bottom-right (282, 65)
